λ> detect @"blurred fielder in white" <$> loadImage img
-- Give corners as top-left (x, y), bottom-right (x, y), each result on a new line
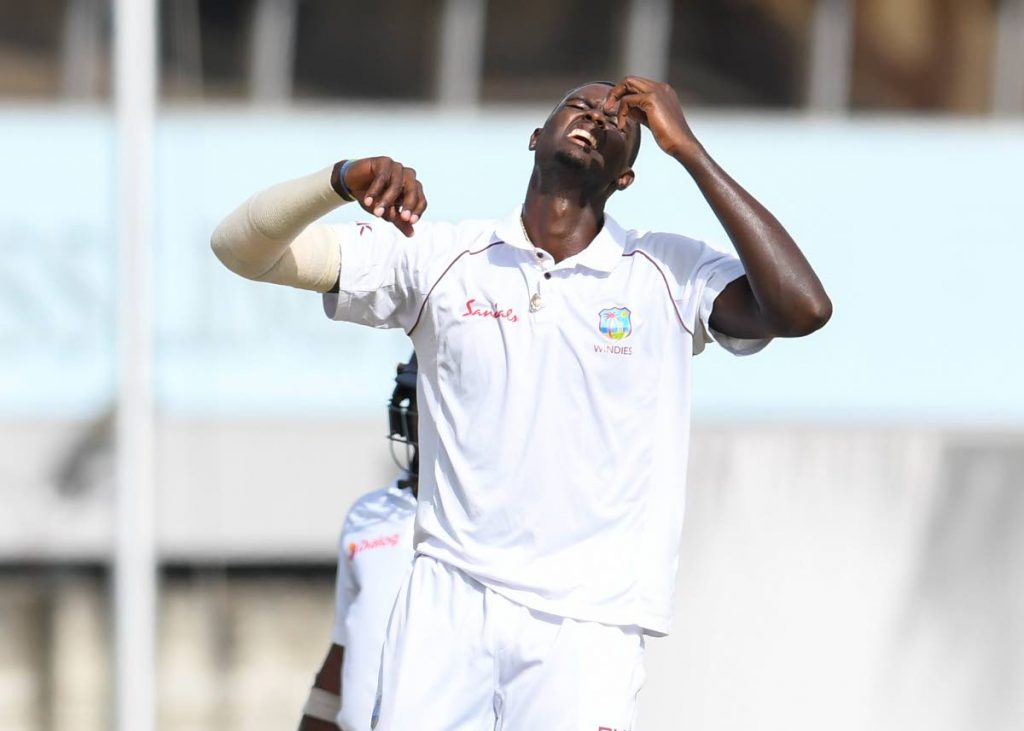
top-left (298, 355), bottom-right (418, 731)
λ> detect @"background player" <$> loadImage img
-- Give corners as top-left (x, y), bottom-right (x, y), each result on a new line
top-left (213, 76), bottom-right (831, 729)
top-left (298, 355), bottom-right (418, 731)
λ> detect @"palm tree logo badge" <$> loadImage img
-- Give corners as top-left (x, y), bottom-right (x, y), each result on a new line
top-left (598, 307), bottom-right (632, 340)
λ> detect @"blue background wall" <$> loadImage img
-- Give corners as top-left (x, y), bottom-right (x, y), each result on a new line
top-left (2, 109), bottom-right (1021, 422)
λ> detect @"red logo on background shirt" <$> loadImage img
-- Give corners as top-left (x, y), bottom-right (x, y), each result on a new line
top-left (462, 298), bottom-right (519, 323)
top-left (348, 533), bottom-right (400, 559)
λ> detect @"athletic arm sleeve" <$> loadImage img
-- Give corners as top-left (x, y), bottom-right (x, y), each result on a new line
top-left (657, 234), bottom-right (772, 356)
top-left (210, 166), bottom-right (345, 293)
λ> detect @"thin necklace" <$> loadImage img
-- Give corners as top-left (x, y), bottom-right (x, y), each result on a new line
top-left (519, 211), bottom-right (534, 247)
top-left (521, 211), bottom-right (547, 312)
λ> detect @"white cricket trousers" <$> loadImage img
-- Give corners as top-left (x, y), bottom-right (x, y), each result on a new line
top-left (372, 554), bottom-right (646, 731)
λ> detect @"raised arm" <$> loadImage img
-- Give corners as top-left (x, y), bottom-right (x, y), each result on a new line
top-left (210, 158), bottom-right (427, 292)
top-left (606, 77), bottom-right (832, 339)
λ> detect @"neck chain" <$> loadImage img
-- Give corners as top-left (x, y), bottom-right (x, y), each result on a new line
top-left (519, 212), bottom-right (534, 247)
top-left (521, 211), bottom-right (547, 312)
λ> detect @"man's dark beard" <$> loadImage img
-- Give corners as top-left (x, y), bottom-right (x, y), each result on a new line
top-left (553, 147), bottom-right (590, 170)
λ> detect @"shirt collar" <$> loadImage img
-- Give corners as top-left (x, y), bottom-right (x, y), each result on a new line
top-left (494, 208), bottom-right (626, 273)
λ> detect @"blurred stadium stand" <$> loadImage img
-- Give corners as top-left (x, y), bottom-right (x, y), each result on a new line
top-left (4, 427), bottom-right (1023, 730)
top-left (1, 1), bottom-right (1023, 730)
top-left (0, 0), bottom-right (1021, 112)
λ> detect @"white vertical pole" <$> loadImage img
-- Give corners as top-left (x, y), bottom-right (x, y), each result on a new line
top-left (251, 0), bottom-right (298, 104)
top-left (114, 1), bottom-right (157, 731)
top-left (167, 0), bottom-right (203, 96)
top-left (61, 0), bottom-right (103, 100)
top-left (807, 0), bottom-right (854, 113)
top-left (622, 0), bottom-right (672, 81)
top-left (437, 0), bottom-right (488, 106)
top-left (993, 0), bottom-right (1024, 116)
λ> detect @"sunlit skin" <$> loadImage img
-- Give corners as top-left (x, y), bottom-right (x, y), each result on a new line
top-left (337, 76), bottom-right (832, 340)
top-left (521, 82), bottom-right (641, 264)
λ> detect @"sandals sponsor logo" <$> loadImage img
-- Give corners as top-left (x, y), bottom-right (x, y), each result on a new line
top-left (462, 298), bottom-right (519, 323)
top-left (348, 533), bottom-right (401, 560)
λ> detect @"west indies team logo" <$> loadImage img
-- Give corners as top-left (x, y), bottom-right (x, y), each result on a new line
top-left (598, 307), bottom-right (632, 340)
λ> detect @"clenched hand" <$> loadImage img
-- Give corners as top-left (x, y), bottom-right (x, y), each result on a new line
top-left (343, 156), bottom-right (427, 238)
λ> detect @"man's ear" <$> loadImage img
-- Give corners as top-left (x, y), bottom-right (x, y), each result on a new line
top-left (615, 168), bottom-right (635, 191)
top-left (529, 128), bottom-right (541, 151)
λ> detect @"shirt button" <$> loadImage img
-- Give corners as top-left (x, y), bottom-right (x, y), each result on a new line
top-left (536, 251), bottom-right (543, 259)
top-left (543, 272), bottom-right (552, 280)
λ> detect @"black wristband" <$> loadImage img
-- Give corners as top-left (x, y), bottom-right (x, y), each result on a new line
top-left (331, 159), bottom-right (358, 202)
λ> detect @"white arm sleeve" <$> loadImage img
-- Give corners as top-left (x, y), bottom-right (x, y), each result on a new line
top-left (210, 166), bottom-right (347, 293)
top-left (330, 522), bottom-right (358, 646)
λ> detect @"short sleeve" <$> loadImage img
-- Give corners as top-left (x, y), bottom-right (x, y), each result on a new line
top-left (321, 221), bottom-right (457, 332)
top-left (650, 233), bottom-right (772, 356)
top-left (692, 249), bottom-right (771, 357)
top-left (329, 523), bottom-right (359, 646)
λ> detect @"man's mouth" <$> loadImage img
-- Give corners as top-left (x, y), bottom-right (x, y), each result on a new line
top-left (567, 128), bottom-right (598, 151)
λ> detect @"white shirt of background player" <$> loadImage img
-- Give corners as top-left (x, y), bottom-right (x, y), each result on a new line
top-left (303, 482), bottom-right (416, 731)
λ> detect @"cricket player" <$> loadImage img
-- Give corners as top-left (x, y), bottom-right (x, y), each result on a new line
top-left (299, 355), bottom-right (418, 731)
top-left (212, 77), bottom-right (831, 730)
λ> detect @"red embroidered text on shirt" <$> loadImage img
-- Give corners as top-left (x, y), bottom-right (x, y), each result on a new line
top-left (462, 298), bottom-right (519, 323)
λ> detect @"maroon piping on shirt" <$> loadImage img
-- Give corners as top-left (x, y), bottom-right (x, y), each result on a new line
top-left (407, 240), bottom-right (508, 336)
top-left (406, 241), bottom-right (694, 338)
top-left (622, 250), bottom-right (693, 337)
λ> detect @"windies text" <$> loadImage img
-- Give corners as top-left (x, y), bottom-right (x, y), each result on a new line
top-left (593, 343), bottom-right (633, 356)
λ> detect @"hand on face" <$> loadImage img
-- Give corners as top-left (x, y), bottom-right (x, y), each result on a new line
top-left (344, 157), bottom-right (427, 238)
top-left (604, 77), bottom-right (698, 161)
top-left (534, 83), bottom-right (641, 188)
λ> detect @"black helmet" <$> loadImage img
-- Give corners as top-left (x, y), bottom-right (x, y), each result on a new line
top-left (387, 353), bottom-right (417, 476)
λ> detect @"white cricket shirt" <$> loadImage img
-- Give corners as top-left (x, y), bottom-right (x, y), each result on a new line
top-left (323, 211), bottom-right (769, 635)
top-left (331, 482), bottom-right (416, 731)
